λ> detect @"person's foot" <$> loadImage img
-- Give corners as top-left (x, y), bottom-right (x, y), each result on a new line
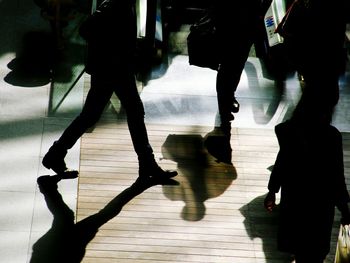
top-left (204, 127), bottom-right (232, 164)
top-left (231, 97), bottom-right (240, 113)
top-left (139, 163), bottom-right (177, 179)
top-left (42, 142), bottom-right (68, 174)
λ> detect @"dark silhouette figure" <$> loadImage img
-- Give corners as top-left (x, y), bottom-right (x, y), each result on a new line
top-left (30, 174), bottom-right (178, 263)
top-left (281, 0), bottom-right (349, 109)
top-left (161, 134), bottom-right (236, 221)
top-left (42, 0), bottom-right (177, 179)
top-left (210, 0), bottom-right (272, 131)
top-left (264, 98), bottom-right (350, 262)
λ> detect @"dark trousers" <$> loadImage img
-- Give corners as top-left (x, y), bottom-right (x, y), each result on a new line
top-left (216, 36), bottom-right (253, 121)
top-left (56, 72), bottom-right (154, 161)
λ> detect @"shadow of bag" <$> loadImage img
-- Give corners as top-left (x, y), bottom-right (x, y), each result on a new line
top-left (335, 225), bottom-right (350, 263)
top-left (187, 12), bottom-right (219, 71)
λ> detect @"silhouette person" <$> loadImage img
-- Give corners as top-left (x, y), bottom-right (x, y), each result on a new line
top-left (211, 0), bottom-right (272, 133)
top-left (279, 0), bottom-right (348, 109)
top-left (264, 97), bottom-right (350, 262)
top-left (42, 0), bottom-right (177, 179)
top-left (31, 174), bottom-right (178, 263)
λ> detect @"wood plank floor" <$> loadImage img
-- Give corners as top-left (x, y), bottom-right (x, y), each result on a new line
top-left (76, 105), bottom-right (350, 262)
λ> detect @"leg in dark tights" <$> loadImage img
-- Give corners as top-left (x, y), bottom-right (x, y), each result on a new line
top-left (42, 74), bottom-right (114, 173)
top-left (43, 73), bottom-right (176, 178)
top-left (57, 75), bottom-right (114, 150)
top-left (216, 38), bottom-right (253, 125)
top-left (111, 72), bottom-right (154, 160)
top-left (57, 73), bottom-right (153, 159)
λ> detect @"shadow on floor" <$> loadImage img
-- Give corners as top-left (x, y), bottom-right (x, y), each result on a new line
top-left (30, 175), bottom-right (178, 263)
top-left (161, 133), bottom-right (236, 221)
top-left (239, 194), bottom-right (292, 263)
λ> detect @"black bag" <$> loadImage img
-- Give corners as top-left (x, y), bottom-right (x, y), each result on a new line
top-left (187, 12), bottom-right (219, 70)
top-left (275, 0), bottom-right (310, 39)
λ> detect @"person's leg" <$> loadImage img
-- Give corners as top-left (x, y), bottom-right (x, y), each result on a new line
top-left (114, 71), bottom-right (177, 178)
top-left (216, 38), bottom-right (253, 124)
top-left (42, 74), bottom-right (113, 173)
top-left (113, 72), bottom-right (153, 158)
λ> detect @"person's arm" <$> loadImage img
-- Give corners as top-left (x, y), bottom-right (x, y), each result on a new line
top-left (264, 191), bottom-right (276, 212)
top-left (264, 149), bottom-right (284, 212)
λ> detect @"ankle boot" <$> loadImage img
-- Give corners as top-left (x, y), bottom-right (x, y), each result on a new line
top-left (42, 141), bottom-right (68, 174)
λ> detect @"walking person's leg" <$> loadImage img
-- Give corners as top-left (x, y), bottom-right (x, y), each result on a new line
top-left (114, 71), bottom-right (177, 178)
top-left (216, 38), bottom-right (253, 128)
top-left (42, 74), bottom-right (114, 173)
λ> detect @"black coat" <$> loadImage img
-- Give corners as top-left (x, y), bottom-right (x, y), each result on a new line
top-left (268, 120), bottom-right (350, 257)
top-left (80, 0), bottom-right (137, 77)
top-left (210, 0), bottom-right (269, 57)
top-left (283, 0), bottom-right (348, 77)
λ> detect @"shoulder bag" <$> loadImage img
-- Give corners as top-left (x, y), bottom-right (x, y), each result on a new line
top-left (335, 224), bottom-right (350, 263)
top-left (187, 12), bottom-right (219, 71)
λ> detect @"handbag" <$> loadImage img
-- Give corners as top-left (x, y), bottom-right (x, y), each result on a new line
top-left (275, 0), bottom-right (311, 39)
top-left (335, 224), bottom-right (350, 263)
top-left (187, 12), bottom-right (220, 70)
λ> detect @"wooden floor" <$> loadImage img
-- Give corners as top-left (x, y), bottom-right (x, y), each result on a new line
top-left (75, 104), bottom-right (350, 262)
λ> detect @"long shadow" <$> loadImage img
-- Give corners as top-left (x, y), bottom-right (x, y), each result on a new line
top-left (239, 194), bottom-right (292, 263)
top-left (30, 175), bottom-right (178, 263)
top-left (161, 134), bottom-right (236, 221)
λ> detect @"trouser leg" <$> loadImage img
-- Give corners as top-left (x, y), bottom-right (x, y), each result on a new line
top-left (112, 72), bottom-right (154, 162)
top-left (56, 74), bottom-right (114, 149)
top-left (216, 40), bottom-right (252, 122)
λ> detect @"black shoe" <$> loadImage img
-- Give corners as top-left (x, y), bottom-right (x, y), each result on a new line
top-left (204, 128), bottom-right (232, 164)
top-left (42, 142), bottom-right (68, 174)
top-left (139, 164), bottom-right (177, 179)
top-left (231, 97), bottom-right (240, 113)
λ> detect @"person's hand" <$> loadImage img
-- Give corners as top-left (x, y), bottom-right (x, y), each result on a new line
top-left (264, 191), bottom-right (276, 212)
